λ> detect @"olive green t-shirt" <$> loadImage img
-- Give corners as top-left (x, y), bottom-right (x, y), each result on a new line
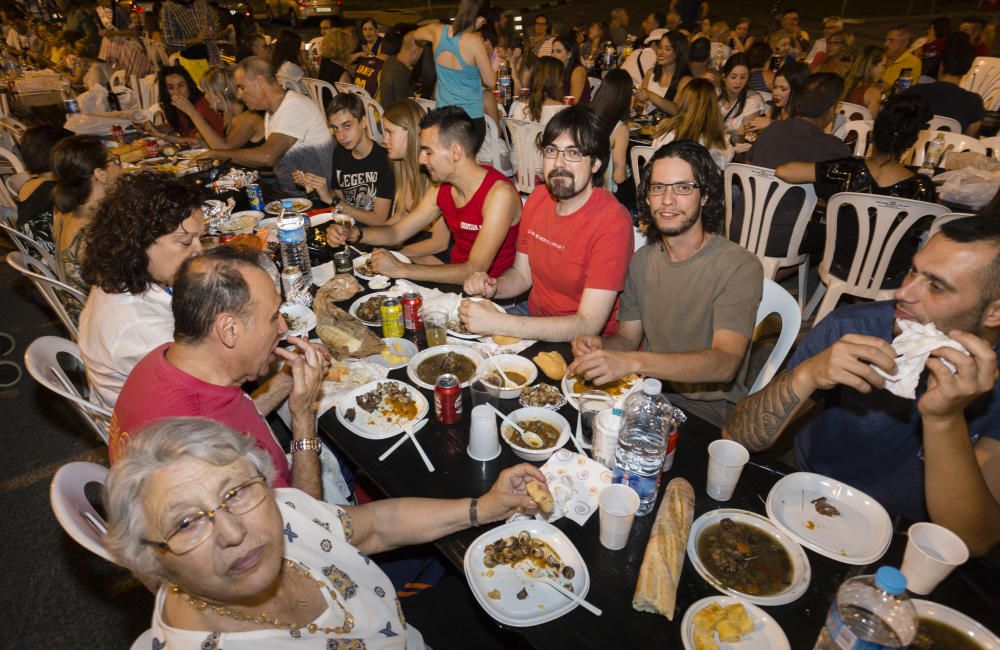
top-left (619, 234), bottom-right (763, 425)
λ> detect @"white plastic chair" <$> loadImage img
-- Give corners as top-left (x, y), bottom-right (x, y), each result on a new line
top-left (724, 164), bottom-right (818, 311)
top-left (926, 114), bottom-right (962, 133)
top-left (749, 278), bottom-right (801, 393)
top-left (109, 68), bottom-right (126, 88)
top-left (834, 101), bottom-right (872, 131)
top-left (6, 252), bottom-right (86, 340)
top-left (928, 212), bottom-right (975, 238)
top-left (477, 114), bottom-right (512, 176)
top-left (300, 76), bottom-right (336, 112)
top-left (503, 117), bottom-right (545, 194)
top-left (276, 74), bottom-right (304, 94)
top-left (758, 91), bottom-right (772, 105)
top-left (979, 135), bottom-right (1000, 159)
top-left (629, 145), bottom-right (656, 194)
top-left (0, 117), bottom-right (27, 145)
top-left (335, 81), bottom-right (372, 100)
top-left (412, 97), bottom-right (436, 112)
top-left (26, 336), bottom-right (113, 444)
top-left (587, 76), bottom-right (601, 97)
top-left (907, 130), bottom-right (987, 167)
top-left (833, 119), bottom-right (874, 157)
top-left (49, 461), bottom-right (114, 562)
top-left (961, 56), bottom-right (1000, 110)
top-left (807, 193), bottom-right (949, 322)
top-left (1, 222), bottom-right (55, 268)
top-left (358, 94), bottom-right (385, 143)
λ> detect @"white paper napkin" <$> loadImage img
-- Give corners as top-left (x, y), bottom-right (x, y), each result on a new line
top-left (874, 320), bottom-right (969, 399)
top-left (509, 449), bottom-right (614, 526)
top-left (311, 261), bottom-right (336, 287)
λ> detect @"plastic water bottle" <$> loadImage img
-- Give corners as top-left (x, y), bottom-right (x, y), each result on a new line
top-left (278, 213), bottom-right (313, 288)
top-left (919, 133), bottom-right (947, 175)
top-left (814, 567), bottom-right (917, 649)
top-left (612, 379), bottom-right (673, 515)
top-left (498, 59), bottom-right (513, 113)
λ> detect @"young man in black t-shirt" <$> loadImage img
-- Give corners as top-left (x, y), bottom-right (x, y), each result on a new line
top-left (292, 92), bottom-right (394, 225)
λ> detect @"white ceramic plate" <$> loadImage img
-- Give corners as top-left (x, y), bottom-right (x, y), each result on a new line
top-left (765, 472), bottom-right (892, 566)
top-left (687, 509), bottom-right (811, 607)
top-left (561, 372), bottom-right (642, 410)
top-left (347, 291), bottom-right (400, 326)
top-left (406, 344), bottom-right (485, 390)
top-left (681, 596), bottom-right (791, 650)
top-left (464, 520), bottom-right (590, 627)
top-left (279, 303), bottom-right (317, 337)
top-left (913, 599), bottom-right (1000, 649)
top-left (352, 251), bottom-right (411, 280)
top-left (265, 198), bottom-right (313, 215)
top-left (334, 379), bottom-right (428, 440)
top-left (366, 337), bottom-right (419, 370)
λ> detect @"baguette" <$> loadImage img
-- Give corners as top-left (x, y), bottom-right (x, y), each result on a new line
top-left (632, 477), bottom-right (695, 620)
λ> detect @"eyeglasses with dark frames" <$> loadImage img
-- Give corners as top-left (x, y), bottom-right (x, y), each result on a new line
top-left (541, 145), bottom-right (585, 162)
top-left (647, 181), bottom-right (701, 196)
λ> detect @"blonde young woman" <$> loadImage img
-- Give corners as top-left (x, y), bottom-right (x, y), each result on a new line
top-left (510, 56), bottom-right (565, 125)
top-left (841, 45), bottom-right (887, 119)
top-left (380, 100), bottom-right (450, 263)
top-left (652, 78), bottom-right (734, 170)
top-left (171, 66), bottom-right (265, 150)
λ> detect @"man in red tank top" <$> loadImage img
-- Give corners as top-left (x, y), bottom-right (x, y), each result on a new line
top-left (326, 106), bottom-right (521, 285)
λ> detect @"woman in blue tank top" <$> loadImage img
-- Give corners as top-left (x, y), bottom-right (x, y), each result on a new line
top-left (412, 0), bottom-right (496, 145)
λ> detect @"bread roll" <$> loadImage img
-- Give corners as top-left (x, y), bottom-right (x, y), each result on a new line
top-left (632, 477), bottom-right (695, 620)
top-left (533, 351), bottom-right (567, 381)
top-left (492, 334), bottom-right (521, 345)
top-left (526, 480), bottom-right (554, 518)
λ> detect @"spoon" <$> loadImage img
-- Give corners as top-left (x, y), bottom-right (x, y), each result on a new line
top-left (488, 356), bottom-right (514, 388)
top-left (486, 404), bottom-right (544, 448)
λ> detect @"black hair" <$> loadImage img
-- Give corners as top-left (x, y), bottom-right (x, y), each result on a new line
top-left (772, 60), bottom-right (810, 118)
top-left (650, 12), bottom-right (666, 29)
top-left (689, 37), bottom-right (710, 64)
top-left (453, 0), bottom-right (491, 33)
top-left (479, 27), bottom-right (498, 47)
top-left (745, 41), bottom-right (772, 69)
top-left (636, 140), bottom-right (724, 243)
top-left (420, 105), bottom-right (480, 155)
top-left (327, 89), bottom-right (366, 122)
top-left (382, 25), bottom-right (405, 57)
top-left (782, 7), bottom-right (800, 16)
top-left (50, 135), bottom-right (109, 214)
top-left (930, 17), bottom-right (951, 39)
top-left (872, 94), bottom-right (933, 159)
top-left (540, 106), bottom-right (610, 187)
top-left (589, 69), bottom-right (633, 129)
top-left (271, 29), bottom-right (302, 72)
top-left (172, 246), bottom-right (264, 344)
top-left (654, 31), bottom-right (692, 94)
top-left (157, 65), bottom-right (204, 134)
top-left (721, 52), bottom-right (752, 120)
top-left (940, 215), bottom-right (1000, 301)
top-left (552, 35), bottom-right (581, 88)
top-left (20, 125), bottom-right (72, 175)
top-left (960, 15), bottom-right (986, 28)
top-left (940, 34), bottom-right (976, 77)
top-left (792, 73), bottom-right (844, 119)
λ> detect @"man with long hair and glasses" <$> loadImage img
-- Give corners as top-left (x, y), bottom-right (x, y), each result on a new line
top-left (723, 217), bottom-right (1000, 556)
top-left (568, 141), bottom-right (763, 427)
top-left (460, 106), bottom-right (633, 342)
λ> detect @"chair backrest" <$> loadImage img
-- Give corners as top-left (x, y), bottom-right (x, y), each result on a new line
top-left (49, 461), bottom-right (114, 562)
top-left (0, 117), bottom-right (27, 145)
top-left (357, 94), bottom-right (384, 142)
top-left (6, 251), bottom-right (86, 340)
top-left (629, 145), bottom-right (656, 193)
top-left (109, 68), bottom-right (126, 88)
top-left (502, 117), bottom-right (545, 194)
top-left (979, 135), bottom-right (1000, 159)
top-left (0, 146), bottom-right (25, 210)
top-left (477, 114), bottom-right (508, 174)
top-left (927, 114), bottom-right (962, 133)
top-left (335, 81), bottom-right (372, 100)
top-left (928, 212), bottom-right (975, 238)
top-left (832, 119), bottom-right (874, 157)
top-left (749, 278), bottom-right (801, 394)
top-left (908, 129), bottom-right (987, 166)
top-left (820, 192), bottom-right (949, 296)
top-left (412, 97), bottom-right (435, 112)
top-left (724, 163), bottom-right (818, 268)
top-left (587, 76), bottom-right (601, 97)
top-left (25, 335), bottom-right (113, 443)
top-left (300, 76), bottom-right (336, 112)
top-left (834, 101), bottom-right (872, 132)
top-left (961, 56), bottom-right (1000, 109)
top-left (276, 73), bottom-right (304, 94)
top-left (0, 222), bottom-right (56, 268)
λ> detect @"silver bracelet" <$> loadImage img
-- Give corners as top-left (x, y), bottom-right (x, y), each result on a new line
top-left (469, 497), bottom-right (480, 527)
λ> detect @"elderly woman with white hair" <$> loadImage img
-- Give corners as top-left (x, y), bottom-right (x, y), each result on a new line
top-left (105, 417), bottom-right (547, 649)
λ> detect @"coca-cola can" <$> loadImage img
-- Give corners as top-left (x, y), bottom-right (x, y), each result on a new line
top-left (563, 95), bottom-right (576, 106)
top-left (144, 138), bottom-right (159, 157)
top-left (434, 373), bottom-right (462, 424)
top-left (401, 291), bottom-right (423, 331)
top-left (111, 125), bottom-right (126, 144)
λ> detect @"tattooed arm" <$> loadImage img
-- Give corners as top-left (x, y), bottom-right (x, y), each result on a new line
top-left (723, 334), bottom-right (899, 451)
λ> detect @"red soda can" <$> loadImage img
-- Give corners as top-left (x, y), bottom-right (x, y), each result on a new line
top-left (401, 291), bottom-right (423, 331)
top-left (111, 125), bottom-right (126, 144)
top-left (563, 95), bottom-right (576, 106)
top-left (145, 138), bottom-right (159, 157)
top-left (434, 374), bottom-right (462, 424)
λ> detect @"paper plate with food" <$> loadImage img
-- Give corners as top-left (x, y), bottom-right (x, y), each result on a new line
top-left (314, 359), bottom-right (389, 417)
top-left (912, 600), bottom-right (999, 650)
top-left (681, 597), bottom-right (790, 650)
top-left (348, 291), bottom-right (402, 326)
top-left (406, 344), bottom-right (485, 389)
top-left (464, 520), bottom-right (590, 627)
top-left (561, 372), bottom-right (642, 409)
top-left (765, 472), bottom-right (892, 565)
top-left (353, 251), bottom-right (411, 280)
top-left (367, 337), bottom-right (418, 370)
top-left (265, 197), bottom-right (313, 215)
top-left (279, 303), bottom-right (317, 338)
top-left (335, 379), bottom-right (428, 439)
top-left (687, 509), bottom-right (811, 607)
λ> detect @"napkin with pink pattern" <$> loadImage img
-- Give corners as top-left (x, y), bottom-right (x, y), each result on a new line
top-left (509, 449), bottom-right (614, 526)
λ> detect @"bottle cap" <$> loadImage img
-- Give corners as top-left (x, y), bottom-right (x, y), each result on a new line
top-left (642, 378), bottom-right (662, 395)
top-left (875, 566), bottom-right (907, 595)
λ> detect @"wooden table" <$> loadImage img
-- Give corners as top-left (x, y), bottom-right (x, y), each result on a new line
top-left (314, 285), bottom-right (1000, 649)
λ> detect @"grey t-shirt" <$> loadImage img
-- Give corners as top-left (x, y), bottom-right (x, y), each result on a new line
top-left (619, 235), bottom-right (763, 425)
top-left (378, 57), bottom-right (413, 109)
top-left (748, 117), bottom-right (850, 170)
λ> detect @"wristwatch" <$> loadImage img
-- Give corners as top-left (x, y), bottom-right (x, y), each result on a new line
top-left (348, 224), bottom-right (363, 245)
top-left (290, 438), bottom-right (322, 454)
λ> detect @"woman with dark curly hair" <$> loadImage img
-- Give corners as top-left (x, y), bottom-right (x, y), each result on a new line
top-left (77, 172), bottom-right (208, 408)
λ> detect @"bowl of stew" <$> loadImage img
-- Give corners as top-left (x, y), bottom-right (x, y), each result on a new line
top-left (476, 354), bottom-right (538, 399)
top-left (500, 407), bottom-right (571, 461)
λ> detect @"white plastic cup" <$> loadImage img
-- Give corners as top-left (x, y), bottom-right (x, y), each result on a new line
top-left (706, 439), bottom-right (749, 501)
top-left (592, 408), bottom-right (621, 468)
top-left (901, 522), bottom-right (969, 595)
top-left (467, 404), bottom-right (501, 461)
top-left (598, 484), bottom-right (640, 550)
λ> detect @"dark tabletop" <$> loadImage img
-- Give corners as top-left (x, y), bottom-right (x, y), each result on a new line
top-left (314, 271), bottom-right (999, 649)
